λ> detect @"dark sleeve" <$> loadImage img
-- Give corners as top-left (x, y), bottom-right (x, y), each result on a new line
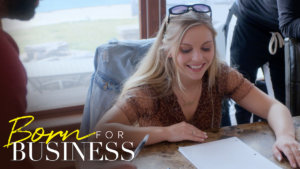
top-left (277, 0), bottom-right (300, 40)
top-left (0, 32), bottom-right (32, 169)
top-left (0, 34), bottom-right (27, 117)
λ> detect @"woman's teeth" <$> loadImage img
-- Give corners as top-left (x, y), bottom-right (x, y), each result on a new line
top-left (188, 64), bottom-right (204, 69)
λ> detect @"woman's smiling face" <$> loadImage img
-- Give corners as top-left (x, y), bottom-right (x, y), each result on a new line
top-left (172, 25), bottom-right (215, 83)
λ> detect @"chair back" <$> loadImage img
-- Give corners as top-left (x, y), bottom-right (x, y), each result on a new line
top-left (284, 38), bottom-right (300, 116)
top-left (80, 39), bottom-right (154, 135)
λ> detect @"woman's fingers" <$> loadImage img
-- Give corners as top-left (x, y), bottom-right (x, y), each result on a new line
top-left (291, 144), bottom-right (300, 168)
top-left (189, 133), bottom-right (207, 142)
top-left (272, 145), bottom-right (283, 162)
top-left (166, 122), bottom-right (208, 142)
top-left (275, 141), bottom-right (300, 168)
top-left (282, 145), bottom-right (297, 168)
top-left (185, 123), bottom-right (208, 142)
top-left (186, 130), bottom-right (207, 142)
top-left (273, 135), bottom-right (300, 168)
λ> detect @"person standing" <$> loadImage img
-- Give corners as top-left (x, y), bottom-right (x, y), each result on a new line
top-left (229, 0), bottom-right (300, 124)
top-left (0, 0), bottom-right (39, 168)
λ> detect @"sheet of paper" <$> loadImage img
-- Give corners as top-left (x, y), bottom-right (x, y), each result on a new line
top-left (178, 137), bottom-right (281, 169)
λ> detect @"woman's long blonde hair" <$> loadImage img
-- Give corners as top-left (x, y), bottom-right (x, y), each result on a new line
top-left (120, 11), bottom-right (221, 98)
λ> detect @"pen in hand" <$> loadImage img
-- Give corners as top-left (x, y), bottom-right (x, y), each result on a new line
top-left (133, 134), bottom-right (149, 159)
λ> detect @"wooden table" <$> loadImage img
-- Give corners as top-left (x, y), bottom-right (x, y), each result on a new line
top-left (132, 116), bottom-right (300, 169)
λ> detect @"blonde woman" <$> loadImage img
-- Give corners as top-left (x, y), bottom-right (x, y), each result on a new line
top-left (95, 4), bottom-right (300, 168)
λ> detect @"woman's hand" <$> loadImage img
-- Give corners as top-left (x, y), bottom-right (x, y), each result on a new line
top-left (165, 121), bottom-right (208, 142)
top-left (273, 135), bottom-right (300, 168)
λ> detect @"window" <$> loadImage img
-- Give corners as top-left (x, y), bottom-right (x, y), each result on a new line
top-left (2, 0), bottom-right (139, 113)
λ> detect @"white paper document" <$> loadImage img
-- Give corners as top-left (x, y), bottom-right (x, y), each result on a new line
top-left (178, 137), bottom-right (281, 169)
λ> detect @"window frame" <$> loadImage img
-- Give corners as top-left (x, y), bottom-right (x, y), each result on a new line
top-left (139, 0), bottom-right (166, 39)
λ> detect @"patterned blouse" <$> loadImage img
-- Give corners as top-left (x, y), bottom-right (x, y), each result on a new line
top-left (117, 64), bottom-right (254, 131)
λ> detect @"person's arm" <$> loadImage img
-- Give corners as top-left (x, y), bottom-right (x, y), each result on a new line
top-left (224, 65), bottom-right (300, 168)
top-left (277, 0), bottom-right (300, 39)
top-left (93, 95), bottom-right (207, 147)
top-left (236, 87), bottom-right (300, 168)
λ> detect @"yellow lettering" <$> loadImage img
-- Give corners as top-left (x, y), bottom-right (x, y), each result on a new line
top-left (61, 130), bottom-right (96, 142)
top-left (45, 131), bottom-right (64, 144)
top-left (31, 128), bottom-right (45, 142)
top-left (45, 130), bottom-right (96, 144)
top-left (4, 115), bottom-right (34, 148)
top-left (3, 115), bottom-right (96, 148)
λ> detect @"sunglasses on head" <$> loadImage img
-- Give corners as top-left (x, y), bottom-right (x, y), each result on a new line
top-left (168, 4), bottom-right (212, 23)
